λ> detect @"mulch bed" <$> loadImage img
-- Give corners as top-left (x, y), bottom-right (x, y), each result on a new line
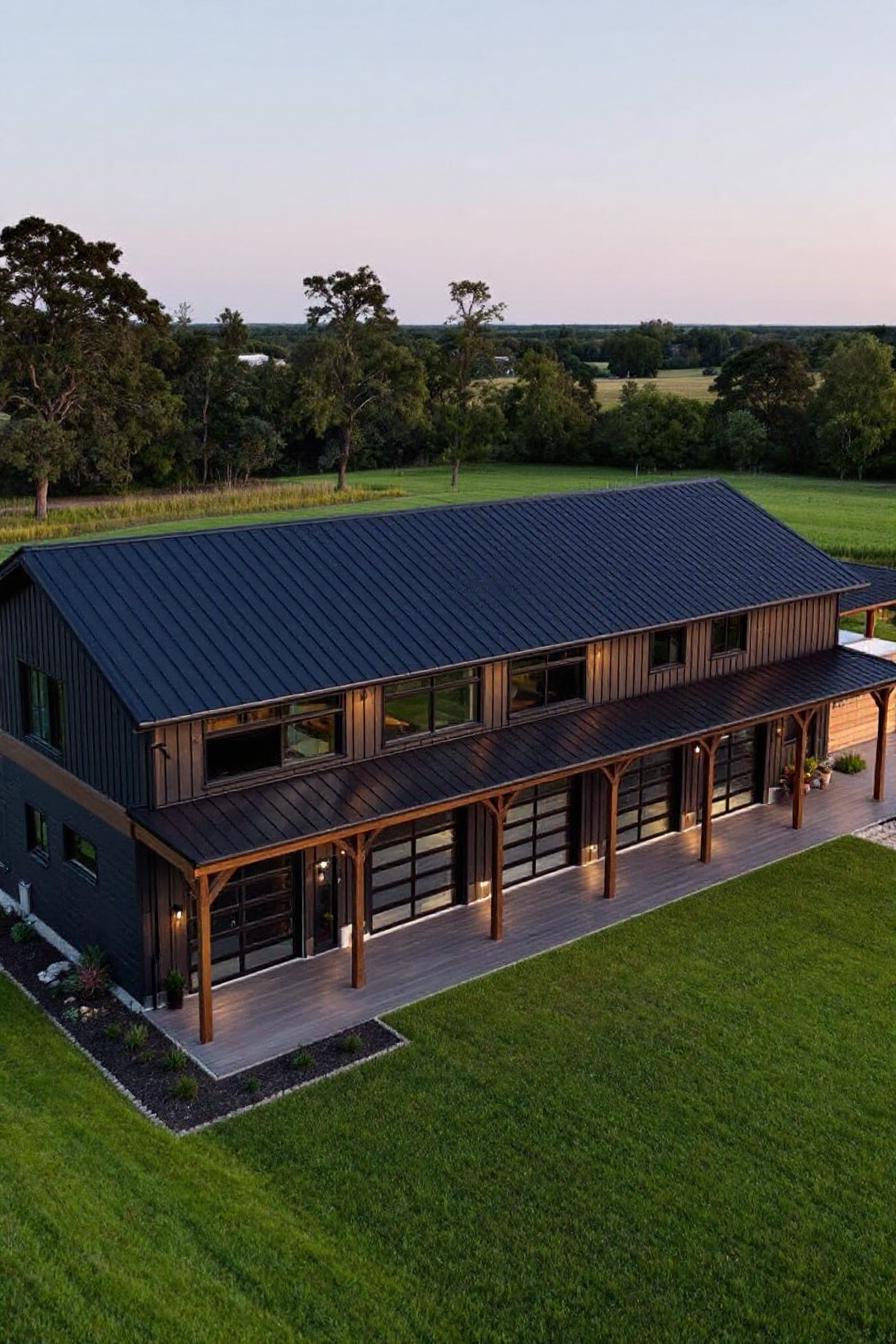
top-left (0, 912), bottom-right (404, 1134)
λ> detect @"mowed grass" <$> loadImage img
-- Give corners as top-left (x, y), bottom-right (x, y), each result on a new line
top-left (593, 368), bottom-right (717, 407)
top-left (0, 464), bottom-right (893, 567)
top-left (4, 837), bottom-right (896, 1342)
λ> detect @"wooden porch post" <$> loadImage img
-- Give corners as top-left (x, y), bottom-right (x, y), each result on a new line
top-left (597, 759), bottom-right (630, 899)
top-left (865, 607), bottom-right (878, 639)
top-left (872, 686), bottom-right (893, 802)
top-left (351, 842), bottom-right (366, 989)
top-left (195, 865), bottom-right (238, 1045)
top-left (482, 793), bottom-right (517, 941)
top-left (698, 737), bottom-right (720, 864)
top-left (196, 874), bottom-right (213, 1044)
top-left (791, 710), bottom-right (814, 830)
top-left (490, 802), bottom-right (505, 941)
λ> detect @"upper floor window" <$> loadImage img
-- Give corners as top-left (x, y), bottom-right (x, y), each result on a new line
top-left (25, 804), bottom-right (49, 863)
top-left (64, 825), bottom-right (98, 882)
top-left (509, 646), bottom-right (586, 716)
top-left (205, 695), bottom-right (344, 782)
top-left (650, 626), bottom-right (687, 671)
top-left (711, 613), bottom-right (748, 657)
top-left (20, 664), bottom-right (64, 751)
top-left (384, 668), bottom-right (480, 743)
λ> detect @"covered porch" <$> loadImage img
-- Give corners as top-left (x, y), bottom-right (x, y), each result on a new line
top-left (154, 732), bottom-right (896, 1076)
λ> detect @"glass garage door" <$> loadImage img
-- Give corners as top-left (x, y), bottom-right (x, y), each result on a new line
top-left (503, 780), bottom-right (571, 888)
top-left (189, 857), bottom-right (297, 987)
top-left (617, 749), bottom-right (678, 849)
top-left (711, 728), bottom-right (759, 816)
top-left (369, 813), bottom-right (457, 932)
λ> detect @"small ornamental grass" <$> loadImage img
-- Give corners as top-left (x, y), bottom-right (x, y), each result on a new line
top-left (336, 1032), bottom-right (363, 1056)
top-left (123, 1023), bottom-right (149, 1053)
top-left (290, 1049), bottom-right (314, 1071)
top-left (63, 945), bottom-right (110, 1000)
top-left (833, 752), bottom-right (867, 775)
top-left (162, 1048), bottom-right (189, 1073)
top-left (171, 1074), bottom-right (199, 1102)
top-left (10, 919), bottom-right (35, 943)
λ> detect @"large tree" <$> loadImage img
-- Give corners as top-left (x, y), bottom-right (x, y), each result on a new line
top-left (440, 279), bottom-right (506, 488)
top-left (602, 332), bottom-right (662, 378)
top-left (297, 266), bottom-right (425, 489)
top-left (505, 351), bottom-right (598, 463)
top-left (814, 334), bottom-right (896, 479)
top-left (0, 216), bottom-right (164, 516)
top-left (712, 341), bottom-right (813, 467)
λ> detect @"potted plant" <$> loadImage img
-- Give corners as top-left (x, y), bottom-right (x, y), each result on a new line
top-left (781, 763), bottom-right (811, 796)
top-left (815, 755), bottom-right (834, 789)
top-left (164, 968), bottom-right (185, 1011)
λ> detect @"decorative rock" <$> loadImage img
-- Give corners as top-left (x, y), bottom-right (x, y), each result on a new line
top-left (37, 960), bottom-right (71, 985)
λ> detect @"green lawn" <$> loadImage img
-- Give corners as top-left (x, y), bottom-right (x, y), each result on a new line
top-left (3, 837), bottom-right (896, 1342)
top-left (1, 465), bottom-right (894, 566)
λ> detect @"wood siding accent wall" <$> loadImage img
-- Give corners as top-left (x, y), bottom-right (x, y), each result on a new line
top-left (0, 580), bottom-right (149, 806)
top-left (592, 597), bottom-right (838, 705)
top-left (150, 596), bottom-right (840, 808)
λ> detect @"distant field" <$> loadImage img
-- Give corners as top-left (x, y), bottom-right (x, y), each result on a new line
top-left (0, 464), bottom-right (893, 566)
top-left (593, 368), bottom-right (716, 407)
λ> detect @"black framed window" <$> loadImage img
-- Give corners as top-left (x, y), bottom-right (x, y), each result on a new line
top-left (617, 750), bottom-right (678, 849)
top-left (20, 664), bottom-right (64, 751)
top-left (383, 668), bottom-right (480, 743)
top-left (63, 825), bottom-right (98, 881)
top-left (711, 613), bottom-right (748, 657)
top-left (205, 695), bottom-right (344, 782)
top-left (650, 626), bottom-right (686, 671)
top-left (25, 804), bottom-right (49, 863)
top-left (509, 647), bottom-right (586, 716)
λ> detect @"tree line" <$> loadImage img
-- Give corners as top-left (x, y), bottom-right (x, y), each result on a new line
top-left (2, 216), bottom-right (895, 519)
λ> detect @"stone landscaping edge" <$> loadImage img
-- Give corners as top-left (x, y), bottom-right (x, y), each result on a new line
top-left (0, 911), bottom-right (407, 1135)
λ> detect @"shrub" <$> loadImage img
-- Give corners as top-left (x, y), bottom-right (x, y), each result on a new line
top-left (833, 752), bottom-right (867, 775)
top-left (171, 1074), bottom-right (199, 1102)
top-left (164, 968), bottom-right (185, 992)
top-left (62, 1005), bottom-right (81, 1025)
top-left (124, 1023), bottom-right (149, 1052)
top-left (290, 1049), bottom-right (313, 1071)
top-left (137, 1048), bottom-right (156, 1066)
top-left (104, 1022), bottom-right (123, 1041)
top-left (162, 1048), bottom-right (189, 1072)
top-left (336, 1032), bottom-right (363, 1056)
top-left (243, 1077), bottom-right (261, 1094)
top-left (10, 919), bottom-right (34, 943)
top-left (64, 945), bottom-right (110, 999)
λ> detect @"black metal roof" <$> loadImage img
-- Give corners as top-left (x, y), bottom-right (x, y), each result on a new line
top-left (3, 480), bottom-right (864, 725)
top-left (839, 563), bottom-right (896, 614)
top-left (130, 646), bottom-right (896, 868)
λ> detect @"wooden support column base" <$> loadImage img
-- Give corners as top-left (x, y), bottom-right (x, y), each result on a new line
top-left (697, 736), bottom-right (721, 864)
top-left (596, 758), bottom-right (632, 899)
top-left (340, 829), bottom-right (384, 989)
top-left (482, 792), bottom-right (518, 940)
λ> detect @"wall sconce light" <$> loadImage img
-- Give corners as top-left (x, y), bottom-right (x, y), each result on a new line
top-left (172, 905), bottom-right (184, 924)
top-left (776, 726), bottom-right (783, 737)
top-left (693, 745), bottom-right (701, 756)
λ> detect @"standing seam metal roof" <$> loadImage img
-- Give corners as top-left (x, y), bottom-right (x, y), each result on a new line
top-left (2, 479), bottom-right (865, 724)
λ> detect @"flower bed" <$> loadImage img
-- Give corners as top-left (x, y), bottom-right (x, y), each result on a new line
top-left (0, 912), bottom-right (403, 1133)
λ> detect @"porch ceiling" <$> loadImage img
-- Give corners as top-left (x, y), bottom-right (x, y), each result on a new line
top-left (130, 646), bottom-right (896, 871)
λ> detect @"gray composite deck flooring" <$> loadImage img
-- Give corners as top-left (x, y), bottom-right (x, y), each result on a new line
top-left (154, 736), bottom-right (895, 1077)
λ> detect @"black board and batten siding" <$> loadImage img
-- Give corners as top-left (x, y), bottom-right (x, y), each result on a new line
top-left (0, 578), bottom-right (150, 807)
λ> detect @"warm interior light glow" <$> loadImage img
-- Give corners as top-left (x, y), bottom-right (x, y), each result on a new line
top-left (172, 905), bottom-right (184, 923)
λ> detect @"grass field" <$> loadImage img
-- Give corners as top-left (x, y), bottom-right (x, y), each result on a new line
top-left (0, 464), bottom-right (893, 567)
top-left (593, 368), bottom-right (716, 407)
top-left (3, 837), bottom-right (896, 1342)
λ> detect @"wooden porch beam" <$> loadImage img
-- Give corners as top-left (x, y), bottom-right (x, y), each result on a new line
top-left (872, 686), bottom-right (893, 802)
top-left (865, 607), bottom-right (878, 639)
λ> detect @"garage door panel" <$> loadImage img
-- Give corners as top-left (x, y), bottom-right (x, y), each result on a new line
top-left (504, 781), bottom-right (571, 888)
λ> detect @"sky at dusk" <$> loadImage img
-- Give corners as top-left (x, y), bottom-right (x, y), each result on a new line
top-left (5, 0), bottom-right (895, 324)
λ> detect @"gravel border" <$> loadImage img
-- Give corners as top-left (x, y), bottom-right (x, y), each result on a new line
top-left (0, 912), bottom-right (406, 1134)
